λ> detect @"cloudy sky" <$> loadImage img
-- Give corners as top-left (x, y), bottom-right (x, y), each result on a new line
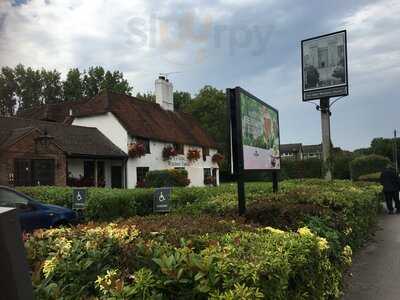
top-left (1, 0), bottom-right (399, 150)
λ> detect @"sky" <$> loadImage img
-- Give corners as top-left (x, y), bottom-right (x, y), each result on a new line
top-left (0, 0), bottom-right (399, 150)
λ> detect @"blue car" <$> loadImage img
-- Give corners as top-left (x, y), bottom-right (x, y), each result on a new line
top-left (0, 186), bottom-right (76, 232)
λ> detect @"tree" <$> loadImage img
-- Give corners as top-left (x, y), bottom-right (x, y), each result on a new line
top-left (14, 64), bottom-right (43, 110)
top-left (41, 69), bottom-right (63, 104)
top-left (136, 92), bottom-right (155, 102)
top-left (185, 86), bottom-right (229, 171)
top-left (83, 66), bottom-right (105, 98)
top-left (63, 68), bottom-right (84, 102)
top-left (173, 91), bottom-right (192, 111)
top-left (0, 67), bottom-right (17, 116)
top-left (102, 70), bottom-right (133, 95)
top-left (82, 66), bottom-right (133, 98)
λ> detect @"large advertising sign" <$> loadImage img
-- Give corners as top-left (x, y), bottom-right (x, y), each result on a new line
top-left (228, 87), bottom-right (280, 172)
top-left (301, 30), bottom-right (348, 101)
top-left (240, 91), bottom-right (280, 170)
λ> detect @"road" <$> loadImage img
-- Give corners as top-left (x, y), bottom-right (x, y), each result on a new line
top-left (343, 214), bottom-right (400, 299)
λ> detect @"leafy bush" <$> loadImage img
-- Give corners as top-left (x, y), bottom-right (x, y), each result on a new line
top-left (280, 159), bottom-right (322, 179)
top-left (349, 154), bottom-right (390, 180)
top-left (24, 180), bottom-right (381, 299)
top-left (145, 169), bottom-right (190, 188)
top-left (358, 172), bottom-right (381, 182)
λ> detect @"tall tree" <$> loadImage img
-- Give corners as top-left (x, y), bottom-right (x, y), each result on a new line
top-left (41, 69), bottom-right (63, 104)
top-left (173, 91), bottom-right (192, 111)
top-left (14, 64), bottom-right (43, 110)
top-left (82, 66), bottom-right (133, 97)
top-left (63, 68), bottom-right (84, 102)
top-left (102, 70), bottom-right (133, 95)
top-left (83, 66), bottom-right (105, 97)
top-left (0, 67), bottom-right (17, 116)
top-left (136, 92), bottom-right (155, 102)
top-left (185, 86), bottom-right (229, 171)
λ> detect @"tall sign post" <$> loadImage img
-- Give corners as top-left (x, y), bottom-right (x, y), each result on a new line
top-left (301, 30), bottom-right (349, 180)
top-left (394, 129), bottom-right (398, 174)
top-left (228, 87), bottom-right (281, 215)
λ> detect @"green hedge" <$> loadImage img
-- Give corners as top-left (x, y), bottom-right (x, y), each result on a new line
top-left (145, 169), bottom-right (190, 187)
top-left (280, 159), bottom-right (322, 179)
top-left (24, 180), bottom-right (382, 299)
top-left (349, 154), bottom-right (390, 180)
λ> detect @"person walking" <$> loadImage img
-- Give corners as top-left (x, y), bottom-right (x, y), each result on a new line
top-left (380, 164), bottom-right (400, 214)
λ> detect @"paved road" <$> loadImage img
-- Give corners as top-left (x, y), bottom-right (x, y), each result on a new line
top-left (343, 214), bottom-right (400, 300)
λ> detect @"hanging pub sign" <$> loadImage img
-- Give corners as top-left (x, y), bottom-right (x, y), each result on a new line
top-left (227, 87), bottom-right (280, 214)
top-left (301, 30), bottom-right (348, 101)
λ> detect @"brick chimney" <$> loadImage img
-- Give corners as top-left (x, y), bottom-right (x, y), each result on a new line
top-left (155, 76), bottom-right (174, 111)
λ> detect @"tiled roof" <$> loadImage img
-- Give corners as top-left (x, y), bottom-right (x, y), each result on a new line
top-left (303, 144), bottom-right (322, 153)
top-left (0, 116), bottom-right (127, 158)
top-left (17, 91), bottom-right (217, 148)
top-left (280, 143), bottom-right (303, 153)
top-left (76, 91), bottom-right (217, 148)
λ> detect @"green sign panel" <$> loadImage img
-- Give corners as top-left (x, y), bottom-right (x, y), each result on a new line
top-left (153, 188), bottom-right (171, 213)
top-left (72, 188), bottom-right (87, 209)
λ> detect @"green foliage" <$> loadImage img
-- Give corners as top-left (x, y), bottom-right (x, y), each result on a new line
top-left (24, 180), bottom-right (381, 299)
top-left (145, 169), bottom-right (190, 188)
top-left (136, 91), bottom-right (155, 102)
top-left (173, 90), bottom-right (192, 111)
top-left (280, 159), bottom-right (322, 179)
top-left (358, 172), bottom-right (381, 182)
top-left (63, 68), bottom-right (84, 102)
top-left (0, 66), bottom-right (18, 116)
top-left (349, 154), bottom-right (390, 180)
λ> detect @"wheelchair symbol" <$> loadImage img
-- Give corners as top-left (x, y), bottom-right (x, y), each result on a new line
top-left (76, 192), bottom-right (83, 202)
top-left (158, 192), bottom-right (166, 202)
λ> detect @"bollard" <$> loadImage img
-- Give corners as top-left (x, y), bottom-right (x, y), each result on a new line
top-left (0, 207), bottom-right (34, 300)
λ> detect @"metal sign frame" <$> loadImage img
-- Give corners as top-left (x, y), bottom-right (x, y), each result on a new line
top-left (227, 87), bottom-right (280, 215)
top-left (72, 188), bottom-right (87, 210)
top-left (301, 30), bottom-right (349, 101)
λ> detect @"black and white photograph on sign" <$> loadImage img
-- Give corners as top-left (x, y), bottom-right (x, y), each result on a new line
top-left (302, 31), bottom-right (347, 93)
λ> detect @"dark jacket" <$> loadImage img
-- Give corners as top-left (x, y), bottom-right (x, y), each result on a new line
top-left (380, 168), bottom-right (400, 192)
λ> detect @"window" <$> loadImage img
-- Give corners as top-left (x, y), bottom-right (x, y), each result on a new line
top-left (173, 143), bottom-right (184, 155)
top-left (137, 138), bottom-right (150, 154)
top-left (0, 189), bottom-right (28, 208)
top-left (318, 47), bottom-right (328, 68)
top-left (97, 161), bottom-right (105, 187)
top-left (204, 168), bottom-right (211, 181)
top-left (137, 167), bottom-right (149, 184)
top-left (202, 147), bottom-right (209, 161)
top-left (84, 161), bottom-right (95, 180)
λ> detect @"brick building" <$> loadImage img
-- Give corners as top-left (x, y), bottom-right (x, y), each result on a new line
top-left (0, 117), bottom-right (127, 187)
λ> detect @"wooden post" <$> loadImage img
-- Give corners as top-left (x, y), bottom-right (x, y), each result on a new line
top-left (320, 97), bottom-right (332, 180)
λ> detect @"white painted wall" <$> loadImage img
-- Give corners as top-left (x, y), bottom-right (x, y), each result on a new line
top-left (72, 112), bottom-right (219, 188)
top-left (73, 113), bottom-right (129, 153)
top-left (126, 140), bottom-right (219, 188)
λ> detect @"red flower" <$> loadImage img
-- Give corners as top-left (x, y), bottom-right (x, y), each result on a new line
top-left (128, 143), bottom-right (146, 158)
top-left (187, 149), bottom-right (200, 162)
top-left (212, 153), bottom-right (224, 164)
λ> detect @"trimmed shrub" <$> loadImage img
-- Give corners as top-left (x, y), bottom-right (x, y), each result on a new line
top-left (280, 159), bottom-right (322, 179)
top-left (349, 154), bottom-right (390, 180)
top-left (358, 172), bottom-right (381, 183)
top-left (145, 169), bottom-right (190, 187)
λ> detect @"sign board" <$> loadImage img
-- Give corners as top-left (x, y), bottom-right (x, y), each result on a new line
top-left (301, 30), bottom-right (348, 101)
top-left (72, 188), bottom-right (87, 209)
top-left (153, 187), bottom-right (171, 213)
top-left (228, 87), bottom-right (280, 172)
top-left (227, 87), bottom-right (280, 214)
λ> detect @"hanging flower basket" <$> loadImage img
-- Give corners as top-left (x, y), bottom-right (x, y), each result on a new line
top-left (162, 146), bottom-right (178, 161)
top-left (128, 142), bottom-right (146, 158)
top-left (187, 149), bottom-right (201, 162)
top-left (212, 153), bottom-right (224, 164)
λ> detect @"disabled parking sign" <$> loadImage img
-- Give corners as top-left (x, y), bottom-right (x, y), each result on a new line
top-left (73, 188), bottom-right (87, 209)
top-left (154, 187), bottom-right (171, 213)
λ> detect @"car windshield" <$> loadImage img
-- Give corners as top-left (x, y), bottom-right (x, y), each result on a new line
top-left (0, 188), bottom-right (29, 208)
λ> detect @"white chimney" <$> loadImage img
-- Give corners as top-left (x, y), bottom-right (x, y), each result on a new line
top-left (155, 76), bottom-right (174, 111)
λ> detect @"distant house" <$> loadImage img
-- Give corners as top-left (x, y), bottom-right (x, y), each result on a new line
top-left (280, 143), bottom-right (303, 160)
top-left (13, 76), bottom-right (219, 188)
top-left (303, 144), bottom-right (322, 160)
top-left (0, 117), bottom-right (126, 187)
